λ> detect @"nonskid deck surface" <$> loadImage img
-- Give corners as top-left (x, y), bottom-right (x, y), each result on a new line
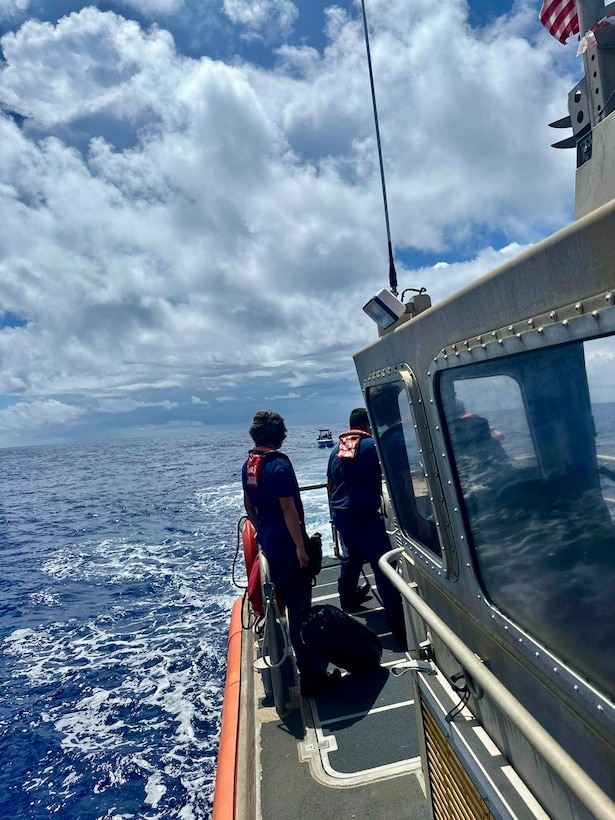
top-left (258, 556), bottom-right (429, 819)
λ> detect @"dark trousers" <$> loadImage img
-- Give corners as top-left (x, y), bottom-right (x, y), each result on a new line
top-left (332, 509), bottom-right (401, 612)
top-left (263, 542), bottom-right (326, 677)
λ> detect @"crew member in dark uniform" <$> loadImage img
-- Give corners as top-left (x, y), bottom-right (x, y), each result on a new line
top-left (242, 409), bottom-right (341, 697)
top-left (327, 408), bottom-right (407, 649)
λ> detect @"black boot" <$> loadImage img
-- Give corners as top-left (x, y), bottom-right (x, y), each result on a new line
top-left (385, 605), bottom-right (408, 651)
top-left (339, 581), bottom-right (371, 611)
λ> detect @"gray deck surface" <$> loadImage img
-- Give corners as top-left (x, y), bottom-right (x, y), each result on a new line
top-left (258, 557), bottom-right (430, 819)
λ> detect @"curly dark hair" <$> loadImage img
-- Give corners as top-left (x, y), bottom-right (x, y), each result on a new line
top-left (249, 410), bottom-right (287, 448)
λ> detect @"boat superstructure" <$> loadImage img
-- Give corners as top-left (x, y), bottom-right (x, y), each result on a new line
top-left (350, 0), bottom-right (615, 811)
top-left (355, 199), bottom-right (615, 819)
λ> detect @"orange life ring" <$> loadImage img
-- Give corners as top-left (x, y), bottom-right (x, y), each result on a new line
top-left (241, 519), bottom-right (258, 577)
top-left (247, 555), bottom-right (285, 616)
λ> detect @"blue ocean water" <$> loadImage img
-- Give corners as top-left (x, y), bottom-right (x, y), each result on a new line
top-left (0, 427), bottom-right (338, 820)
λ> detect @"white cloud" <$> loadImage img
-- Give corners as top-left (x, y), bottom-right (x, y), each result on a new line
top-left (223, 0), bottom-right (297, 40)
top-left (0, 1), bottom-right (582, 444)
top-left (0, 0), bottom-right (29, 22)
top-left (115, 0), bottom-right (184, 16)
top-left (0, 8), bottom-right (180, 127)
top-left (0, 399), bottom-right (84, 431)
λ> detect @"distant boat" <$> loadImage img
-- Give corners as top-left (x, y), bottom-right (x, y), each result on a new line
top-left (316, 428), bottom-right (334, 448)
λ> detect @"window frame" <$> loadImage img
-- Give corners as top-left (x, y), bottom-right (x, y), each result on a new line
top-left (365, 365), bottom-right (457, 579)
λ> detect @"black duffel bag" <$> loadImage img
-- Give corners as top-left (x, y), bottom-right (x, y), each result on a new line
top-left (301, 604), bottom-right (382, 675)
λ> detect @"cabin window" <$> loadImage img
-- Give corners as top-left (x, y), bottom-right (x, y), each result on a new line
top-left (438, 339), bottom-right (615, 698)
top-left (367, 380), bottom-right (441, 555)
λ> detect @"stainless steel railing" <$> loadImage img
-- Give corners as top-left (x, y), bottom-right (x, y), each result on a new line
top-left (379, 547), bottom-right (615, 820)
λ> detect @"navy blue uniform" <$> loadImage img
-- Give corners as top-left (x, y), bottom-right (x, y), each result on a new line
top-left (242, 450), bottom-right (321, 676)
top-left (327, 432), bottom-right (401, 611)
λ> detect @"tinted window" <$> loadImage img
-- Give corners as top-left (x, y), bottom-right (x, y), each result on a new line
top-left (367, 381), bottom-right (441, 555)
top-left (439, 340), bottom-right (615, 698)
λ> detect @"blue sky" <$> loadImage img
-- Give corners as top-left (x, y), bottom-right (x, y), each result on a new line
top-left (0, 0), bottom-right (579, 447)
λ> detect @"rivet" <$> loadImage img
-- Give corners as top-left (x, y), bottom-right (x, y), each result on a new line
top-left (476, 335), bottom-right (482, 343)
top-left (519, 638), bottom-right (523, 643)
top-left (481, 344), bottom-right (487, 349)
top-left (562, 319), bottom-right (569, 327)
top-left (528, 318), bottom-right (535, 328)
top-left (516, 333), bottom-right (522, 339)
top-left (597, 704), bottom-right (604, 712)
top-left (508, 325), bottom-right (515, 333)
top-left (535, 652), bottom-right (540, 657)
top-left (464, 340), bottom-right (470, 348)
top-left (575, 302), bottom-right (584, 313)
top-left (497, 339), bottom-right (503, 345)
top-left (574, 685), bottom-right (579, 691)
top-left (549, 311), bottom-right (557, 320)
top-left (466, 562), bottom-right (470, 567)
top-left (451, 343), bottom-right (457, 351)
top-left (537, 327), bottom-right (544, 333)
top-left (592, 311), bottom-right (599, 319)
top-left (504, 625), bottom-right (509, 631)
top-left (553, 667), bottom-right (559, 674)
top-left (491, 331), bottom-right (497, 338)
top-left (606, 292), bottom-right (614, 304)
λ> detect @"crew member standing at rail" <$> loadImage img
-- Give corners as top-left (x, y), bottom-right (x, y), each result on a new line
top-left (242, 410), bottom-right (341, 698)
top-left (327, 408), bottom-right (407, 649)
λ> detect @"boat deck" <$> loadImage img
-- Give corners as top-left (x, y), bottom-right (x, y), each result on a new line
top-left (255, 556), bottom-right (430, 819)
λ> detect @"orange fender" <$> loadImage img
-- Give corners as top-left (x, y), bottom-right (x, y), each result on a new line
top-left (212, 598), bottom-right (243, 820)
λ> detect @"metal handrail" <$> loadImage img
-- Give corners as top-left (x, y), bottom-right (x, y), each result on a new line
top-left (298, 481), bottom-right (328, 492)
top-left (258, 551), bottom-right (292, 717)
top-left (379, 547), bottom-right (615, 820)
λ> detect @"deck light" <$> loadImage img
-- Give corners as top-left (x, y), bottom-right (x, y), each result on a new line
top-left (363, 288), bottom-right (406, 329)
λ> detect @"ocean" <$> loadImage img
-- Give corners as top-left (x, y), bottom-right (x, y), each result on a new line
top-left (0, 427), bottom-right (339, 820)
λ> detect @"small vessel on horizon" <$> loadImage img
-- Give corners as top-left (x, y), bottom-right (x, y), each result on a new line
top-left (316, 428), bottom-right (334, 448)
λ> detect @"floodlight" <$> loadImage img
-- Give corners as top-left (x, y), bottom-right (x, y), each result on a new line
top-left (363, 288), bottom-right (406, 329)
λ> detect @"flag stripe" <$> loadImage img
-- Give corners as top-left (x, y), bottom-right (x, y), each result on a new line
top-left (539, 0), bottom-right (579, 43)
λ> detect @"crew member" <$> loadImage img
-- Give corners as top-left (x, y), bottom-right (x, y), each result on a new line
top-left (327, 408), bottom-right (407, 649)
top-left (242, 410), bottom-right (341, 697)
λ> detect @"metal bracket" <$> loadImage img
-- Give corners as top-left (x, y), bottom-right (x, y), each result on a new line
top-left (391, 659), bottom-right (437, 676)
top-left (298, 736), bottom-right (338, 759)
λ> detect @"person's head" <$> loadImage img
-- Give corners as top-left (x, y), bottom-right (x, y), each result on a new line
top-left (249, 410), bottom-right (287, 449)
top-left (349, 407), bottom-right (370, 433)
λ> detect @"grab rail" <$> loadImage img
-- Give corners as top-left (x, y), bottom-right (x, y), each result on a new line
top-left (379, 547), bottom-right (615, 820)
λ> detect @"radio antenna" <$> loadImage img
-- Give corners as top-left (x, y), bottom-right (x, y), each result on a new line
top-left (360, 0), bottom-right (398, 295)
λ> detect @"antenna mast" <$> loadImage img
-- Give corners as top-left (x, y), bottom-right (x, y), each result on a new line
top-left (360, 0), bottom-right (398, 295)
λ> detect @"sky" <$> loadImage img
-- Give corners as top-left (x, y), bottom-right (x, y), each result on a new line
top-left (0, 0), bottom-right (581, 448)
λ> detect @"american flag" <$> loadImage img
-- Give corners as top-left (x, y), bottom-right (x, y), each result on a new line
top-left (539, 0), bottom-right (579, 43)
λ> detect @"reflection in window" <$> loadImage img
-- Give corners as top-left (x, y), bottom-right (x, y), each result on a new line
top-left (367, 381), bottom-right (441, 555)
top-left (439, 340), bottom-right (615, 699)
